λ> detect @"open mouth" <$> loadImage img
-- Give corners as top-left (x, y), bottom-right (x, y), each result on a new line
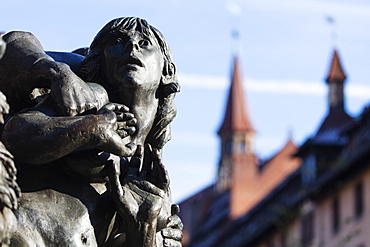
top-left (124, 56), bottom-right (143, 69)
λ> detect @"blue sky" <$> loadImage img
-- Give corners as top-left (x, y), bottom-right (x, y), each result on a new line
top-left (2, 0), bottom-right (370, 203)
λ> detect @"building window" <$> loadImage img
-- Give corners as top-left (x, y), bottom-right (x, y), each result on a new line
top-left (225, 140), bottom-right (233, 153)
top-left (238, 140), bottom-right (246, 153)
top-left (302, 154), bottom-right (316, 185)
top-left (354, 181), bottom-right (364, 219)
top-left (301, 211), bottom-right (314, 247)
top-left (332, 196), bottom-right (340, 234)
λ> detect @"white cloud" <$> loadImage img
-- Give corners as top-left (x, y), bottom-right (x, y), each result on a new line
top-left (347, 85), bottom-right (370, 98)
top-left (178, 73), bottom-right (228, 89)
top-left (247, 79), bottom-right (325, 96)
top-left (179, 73), bottom-right (370, 99)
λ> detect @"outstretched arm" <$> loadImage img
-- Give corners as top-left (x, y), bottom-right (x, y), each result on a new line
top-left (2, 97), bottom-right (136, 165)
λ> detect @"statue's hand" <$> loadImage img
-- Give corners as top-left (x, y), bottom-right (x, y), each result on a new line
top-left (160, 205), bottom-right (183, 247)
top-left (51, 70), bottom-right (105, 116)
top-left (108, 144), bottom-right (170, 246)
top-left (109, 144), bottom-right (169, 224)
top-left (95, 103), bottom-right (136, 157)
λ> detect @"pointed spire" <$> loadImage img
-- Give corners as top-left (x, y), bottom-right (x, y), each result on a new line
top-left (325, 49), bottom-right (347, 111)
top-left (218, 56), bottom-right (254, 135)
top-left (326, 50), bottom-right (346, 83)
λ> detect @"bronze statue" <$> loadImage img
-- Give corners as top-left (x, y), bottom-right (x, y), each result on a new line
top-left (0, 17), bottom-right (182, 246)
top-left (0, 35), bottom-right (20, 247)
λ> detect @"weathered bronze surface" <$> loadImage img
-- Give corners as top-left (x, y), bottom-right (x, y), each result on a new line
top-left (0, 35), bottom-right (20, 247)
top-left (0, 17), bottom-right (182, 246)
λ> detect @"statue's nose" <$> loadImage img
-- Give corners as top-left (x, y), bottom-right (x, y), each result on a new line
top-left (124, 39), bottom-right (139, 52)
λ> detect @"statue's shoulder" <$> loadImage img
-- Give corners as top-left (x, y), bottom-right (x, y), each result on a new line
top-left (46, 51), bottom-right (85, 76)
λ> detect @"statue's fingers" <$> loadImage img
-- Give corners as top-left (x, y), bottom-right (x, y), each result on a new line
top-left (53, 89), bottom-right (77, 116)
top-left (84, 89), bottom-right (99, 109)
top-left (116, 130), bottom-right (128, 139)
top-left (140, 144), bottom-right (153, 179)
top-left (116, 121), bottom-right (136, 131)
top-left (101, 103), bottom-right (115, 112)
top-left (72, 92), bottom-right (86, 114)
top-left (126, 126), bottom-right (136, 135)
top-left (127, 145), bottom-right (143, 177)
top-left (0, 152), bottom-right (15, 175)
top-left (57, 95), bottom-right (76, 116)
top-left (150, 148), bottom-right (170, 190)
top-left (114, 103), bottom-right (130, 113)
top-left (161, 228), bottom-right (183, 242)
top-left (0, 91), bottom-right (9, 114)
top-left (123, 112), bottom-right (135, 120)
top-left (116, 127), bottom-right (135, 138)
top-left (62, 96), bottom-right (78, 116)
top-left (107, 160), bottom-right (125, 200)
top-left (85, 102), bottom-right (95, 112)
top-left (126, 118), bottom-right (137, 126)
top-left (0, 190), bottom-right (14, 210)
top-left (163, 238), bottom-right (182, 247)
top-left (166, 215), bottom-right (183, 230)
top-left (130, 180), bottom-right (163, 197)
top-left (115, 112), bottom-right (123, 121)
top-left (66, 106), bottom-right (78, 117)
top-left (171, 204), bottom-right (180, 216)
top-left (76, 102), bottom-right (86, 115)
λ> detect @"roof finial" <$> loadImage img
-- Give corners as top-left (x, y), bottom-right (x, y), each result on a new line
top-left (326, 16), bottom-right (337, 48)
top-left (227, 2), bottom-right (242, 56)
top-left (231, 29), bottom-right (241, 56)
top-left (287, 126), bottom-right (294, 141)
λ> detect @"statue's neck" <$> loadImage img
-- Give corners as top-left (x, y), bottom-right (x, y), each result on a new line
top-left (109, 86), bottom-right (157, 109)
top-left (108, 84), bottom-right (159, 146)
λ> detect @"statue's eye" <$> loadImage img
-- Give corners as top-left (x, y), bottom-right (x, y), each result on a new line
top-left (138, 39), bottom-right (150, 47)
top-left (115, 38), bottom-right (124, 44)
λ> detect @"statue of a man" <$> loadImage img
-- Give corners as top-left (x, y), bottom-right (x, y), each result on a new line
top-left (0, 17), bottom-right (182, 246)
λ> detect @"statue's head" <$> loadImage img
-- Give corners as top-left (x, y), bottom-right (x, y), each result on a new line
top-left (81, 17), bottom-right (179, 149)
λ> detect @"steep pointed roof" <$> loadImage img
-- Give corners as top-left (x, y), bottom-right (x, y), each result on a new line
top-left (260, 138), bottom-right (300, 172)
top-left (297, 49), bottom-right (353, 156)
top-left (218, 56), bottom-right (254, 135)
top-left (326, 49), bottom-right (347, 83)
top-left (318, 49), bottom-right (352, 139)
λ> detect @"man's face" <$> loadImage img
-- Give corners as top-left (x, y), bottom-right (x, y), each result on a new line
top-left (102, 30), bottom-right (164, 92)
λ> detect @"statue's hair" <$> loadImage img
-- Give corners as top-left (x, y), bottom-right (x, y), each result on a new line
top-left (80, 17), bottom-right (180, 149)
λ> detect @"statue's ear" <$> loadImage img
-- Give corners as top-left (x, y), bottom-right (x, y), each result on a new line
top-left (163, 60), bottom-right (176, 77)
top-left (157, 60), bottom-right (179, 98)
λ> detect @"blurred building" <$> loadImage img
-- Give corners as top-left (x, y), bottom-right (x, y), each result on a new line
top-left (178, 49), bottom-right (370, 247)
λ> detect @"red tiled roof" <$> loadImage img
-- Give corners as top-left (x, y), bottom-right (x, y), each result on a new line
top-left (218, 57), bottom-right (254, 135)
top-left (326, 50), bottom-right (347, 83)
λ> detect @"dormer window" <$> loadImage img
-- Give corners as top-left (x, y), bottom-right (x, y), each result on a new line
top-left (302, 154), bottom-right (316, 185)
